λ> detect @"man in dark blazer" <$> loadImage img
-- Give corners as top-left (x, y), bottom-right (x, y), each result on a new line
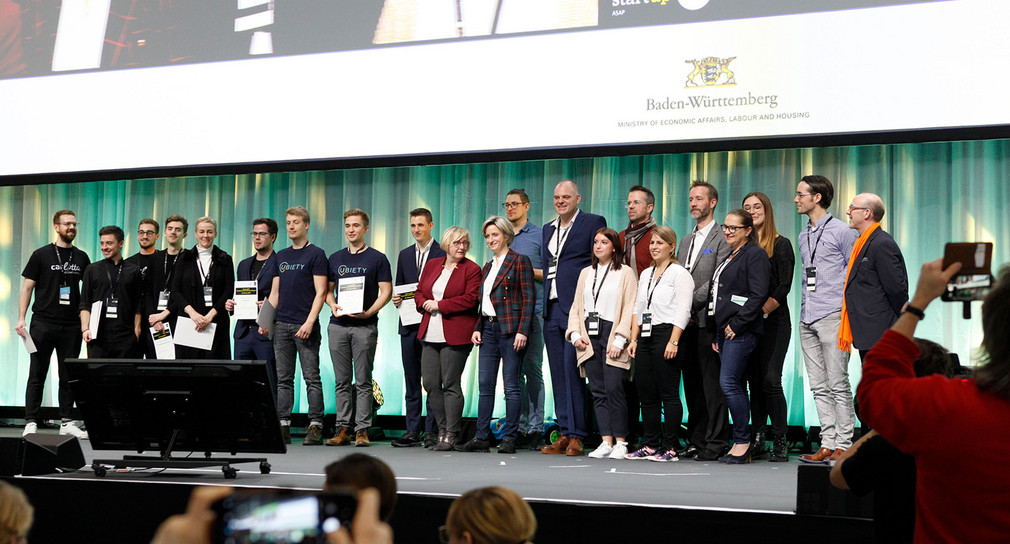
top-left (843, 193), bottom-right (908, 360)
top-left (229, 218), bottom-right (279, 397)
top-left (675, 181), bottom-right (732, 461)
top-left (540, 180), bottom-right (607, 456)
top-left (391, 208), bottom-right (446, 447)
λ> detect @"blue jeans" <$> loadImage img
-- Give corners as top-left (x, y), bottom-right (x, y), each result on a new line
top-left (476, 320), bottom-right (524, 440)
top-left (545, 301), bottom-right (587, 439)
top-left (718, 331), bottom-right (758, 444)
top-left (518, 315), bottom-right (545, 434)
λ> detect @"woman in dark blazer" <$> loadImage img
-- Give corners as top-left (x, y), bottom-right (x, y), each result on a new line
top-left (415, 226), bottom-right (481, 452)
top-left (456, 216), bottom-right (535, 455)
top-left (709, 209), bottom-right (770, 463)
top-left (170, 216), bottom-right (234, 360)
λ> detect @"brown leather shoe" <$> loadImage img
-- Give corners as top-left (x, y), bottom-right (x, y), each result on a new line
top-left (826, 448), bottom-right (846, 462)
top-left (325, 427), bottom-right (352, 446)
top-left (798, 447), bottom-right (834, 464)
top-left (540, 436), bottom-right (570, 454)
top-left (355, 429), bottom-right (370, 447)
top-left (565, 437), bottom-right (584, 456)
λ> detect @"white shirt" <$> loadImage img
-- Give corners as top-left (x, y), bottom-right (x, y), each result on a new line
top-left (415, 238), bottom-right (434, 277)
top-left (548, 208), bottom-right (580, 301)
top-left (570, 263), bottom-right (627, 349)
top-left (422, 268), bottom-right (454, 343)
top-left (197, 246), bottom-right (213, 283)
top-left (685, 219), bottom-right (716, 272)
top-left (481, 254), bottom-right (505, 317)
top-left (634, 263), bottom-right (695, 330)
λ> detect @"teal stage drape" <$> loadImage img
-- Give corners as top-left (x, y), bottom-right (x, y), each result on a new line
top-left (2, 138), bottom-right (1007, 430)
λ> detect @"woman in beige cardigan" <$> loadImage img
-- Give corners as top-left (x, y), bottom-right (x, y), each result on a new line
top-left (566, 228), bottom-right (639, 459)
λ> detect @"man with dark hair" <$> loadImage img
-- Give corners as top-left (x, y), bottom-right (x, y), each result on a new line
top-left (227, 218), bottom-right (279, 397)
top-left (503, 189), bottom-right (547, 449)
top-left (16, 209), bottom-right (91, 438)
top-left (391, 207), bottom-right (445, 448)
top-left (676, 180), bottom-right (732, 461)
top-left (794, 174), bottom-right (857, 464)
top-left (125, 218), bottom-right (161, 358)
top-left (79, 225), bottom-right (143, 359)
top-left (540, 180), bottom-right (607, 456)
top-left (621, 185), bottom-right (657, 276)
top-left (325, 208), bottom-right (392, 447)
top-left (841, 193), bottom-right (907, 361)
top-left (144, 215), bottom-right (187, 353)
top-left (262, 206), bottom-right (329, 445)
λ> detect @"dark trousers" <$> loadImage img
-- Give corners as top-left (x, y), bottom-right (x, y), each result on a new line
top-left (420, 342), bottom-right (471, 434)
top-left (235, 326), bottom-right (278, 403)
top-left (476, 320), bottom-right (523, 441)
top-left (545, 301), bottom-right (587, 439)
top-left (718, 331), bottom-right (758, 443)
top-left (582, 319), bottom-right (629, 438)
top-left (25, 319), bottom-right (82, 422)
top-left (401, 329), bottom-right (437, 434)
top-left (681, 323), bottom-right (730, 452)
top-left (86, 336), bottom-right (138, 359)
top-left (748, 310), bottom-right (790, 437)
top-left (635, 323), bottom-right (684, 451)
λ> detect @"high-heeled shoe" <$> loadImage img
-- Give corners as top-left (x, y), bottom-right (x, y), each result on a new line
top-left (718, 442), bottom-right (753, 464)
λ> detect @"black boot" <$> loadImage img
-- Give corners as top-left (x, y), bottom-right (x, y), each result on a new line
top-left (751, 431), bottom-right (768, 460)
top-left (769, 434), bottom-right (789, 462)
top-left (433, 431), bottom-right (457, 451)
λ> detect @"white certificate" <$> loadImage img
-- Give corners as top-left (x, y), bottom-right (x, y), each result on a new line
top-left (233, 280), bottom-right (259, 320)
top-left (89, 300), bottom-right (102, 340)
top-left (174, 317), bottom-right (217, 351)
top-left (20, 331), bottom-right (37, 354)
top-left (151, 323), bottom-right (176, 359)
top-left (394, 283), bottom-right (421, 327)
top-left (336, 276), bottom-right (365, 316)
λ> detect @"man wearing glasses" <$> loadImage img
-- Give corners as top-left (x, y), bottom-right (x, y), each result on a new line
top-left (841, 193), bottom-right (907, 361)
top-left (503, 189), bottom-right (547, 450)
top-left (144, 215), bottom-right (188, 347)
top-left (676, 181), bottom-right (732, 461)
top-left (16, 209), bottom-right (91, 438)
top-left (126, 218), bottom-right (161, 358)
top-left (794, 175), bottom-right (857, 465)
top-left (227, 218), bottom-right (279, 398)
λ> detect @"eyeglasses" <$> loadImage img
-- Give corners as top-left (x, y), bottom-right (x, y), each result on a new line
top-left (722, 224), bottom-right (747, 233)
top-left (451, 239), bottom-right (470, 248)
top-left (847, 205), bottom-right (870, 212)
top-left (251, 232), bottom-right (272, 237)
top-left (438, 526), bottom-right (450, 544)
top-left (137, 230), bottom-right (156, 236)
top-left (59, 221), bottom-right (78, 227)
top-left (626, 200), bottom-right (647, 207)
top-left (502, 202), bottom-right (523, 210)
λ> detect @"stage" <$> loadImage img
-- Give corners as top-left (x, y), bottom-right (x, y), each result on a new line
top-left (1, 425), bottom-right (874, 543)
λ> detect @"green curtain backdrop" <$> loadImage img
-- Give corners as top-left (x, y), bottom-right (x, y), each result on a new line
top-left (2, 139), bottom-right (1007, 429)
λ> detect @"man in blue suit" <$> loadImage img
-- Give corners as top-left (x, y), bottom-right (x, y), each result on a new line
top-left (228, 218), bottom-right (279, 398)
top-left (390, 208), bottom-right (446, 448)
top-left (540, 180), bottom-right (607, 456)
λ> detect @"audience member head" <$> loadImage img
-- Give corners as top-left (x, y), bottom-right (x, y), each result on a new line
top-left (442, 487), bottom-right (536, 544)
top-left (0, 481), bottom-right (33, 544)
top-left (324, 454), bottom-right (397, 522)
top-left (976, 265), bottom-right (1010, 400)
top-left (912, 338), bottom-right (956, 378)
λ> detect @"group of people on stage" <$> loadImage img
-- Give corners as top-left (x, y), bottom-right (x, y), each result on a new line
top-left (15, 175), bottom-right (909, 465)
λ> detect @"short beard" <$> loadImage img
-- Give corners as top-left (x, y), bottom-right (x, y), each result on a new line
top-left (58, 231), bottom-right (75, 245)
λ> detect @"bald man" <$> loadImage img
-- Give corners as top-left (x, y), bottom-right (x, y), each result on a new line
top-left (841, 193), bottom-right (908, 362)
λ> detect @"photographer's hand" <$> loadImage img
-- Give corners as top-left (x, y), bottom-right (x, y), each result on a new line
top-left (327, 488), bottom-right (393, 544)
top-left (150, 486), bottom-right (233, 544)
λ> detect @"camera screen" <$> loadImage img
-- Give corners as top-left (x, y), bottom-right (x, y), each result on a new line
top-left (218, 495), bottom-right (343, 544)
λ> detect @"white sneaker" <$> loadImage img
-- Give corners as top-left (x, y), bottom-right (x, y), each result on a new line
top-left (608, 441), bottom-right (629, 459)
top-left (59, 421), bottom-right (89, 440)
top-left (588, 442), bottom-right (614, 459)
top-left (22, 422), bottom-right (37, 436)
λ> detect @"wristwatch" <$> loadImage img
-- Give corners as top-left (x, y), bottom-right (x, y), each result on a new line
top-left (668, 339), bottom-right (679, 346)
top-left (903, 304), bottom-right (926, 320)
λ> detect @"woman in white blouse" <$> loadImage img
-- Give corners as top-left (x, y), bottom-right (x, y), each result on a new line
top-left (625, 226), bottom-right (695, 462)
top-left (566, 228), bottom-right (639, 459)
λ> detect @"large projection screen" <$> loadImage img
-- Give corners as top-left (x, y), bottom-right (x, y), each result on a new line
top-left (2, 0), bottom-right (1009, 180)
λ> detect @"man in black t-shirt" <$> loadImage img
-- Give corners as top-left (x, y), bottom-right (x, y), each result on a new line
top-left (145, 215), bottom-right (188, 349)
top-left (125, 218), bottom-right (161, 358)
top-left (79, 226), bottom-right (143, 359)
top-left (16, 209), bottom-right (91, 439)
top-left (227, 218), bottom-right (279, 397)
top-left (324, 209), bottom-right (392, 447)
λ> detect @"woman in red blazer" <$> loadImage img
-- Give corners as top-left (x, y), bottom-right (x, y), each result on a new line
top-left (415, 226), bottom-right (481, 452)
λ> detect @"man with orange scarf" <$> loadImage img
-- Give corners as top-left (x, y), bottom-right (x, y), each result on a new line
top-left (839, 194), bottom-right (908, 360)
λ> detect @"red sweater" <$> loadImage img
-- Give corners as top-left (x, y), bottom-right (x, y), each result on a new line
top-left (857, 330), bottom-right (1010, 544)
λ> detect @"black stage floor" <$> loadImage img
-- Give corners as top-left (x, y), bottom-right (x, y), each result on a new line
top-left (3, 428), bottom-right (873, 543)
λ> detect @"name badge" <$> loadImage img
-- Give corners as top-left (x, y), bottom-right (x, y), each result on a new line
top-left (707, 298), bottom-right (715, 317)
top-left (106, 297), bottom-right (119, 318)
top-left (59, 286), bottom-right (71, 306)
top-left (157, 290), bottom-right (170, 311)
top-left (640, 311), bottom-right (652, 338)
top-left (805, 266), bottom-right (817, 291)
top-left (547, 258), bottom-right (558, 281)
top-left (587, 311), bottom-right (600, 336)
top-left (203, 287), bottom-right (214, 305)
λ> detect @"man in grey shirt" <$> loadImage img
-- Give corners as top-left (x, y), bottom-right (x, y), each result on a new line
top-left (794, 175), bottom-right (857, 464)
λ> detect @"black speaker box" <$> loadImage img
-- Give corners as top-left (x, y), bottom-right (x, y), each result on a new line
top-left (21, 434), bottom-right (86, 476)
top-left (0, 437), bottom-right (24, 476)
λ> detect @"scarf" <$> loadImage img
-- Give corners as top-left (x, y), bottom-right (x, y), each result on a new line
top-left (623, 217), bottom-right (656, 271)
top-left (838, 222), bottom-right (880, 352)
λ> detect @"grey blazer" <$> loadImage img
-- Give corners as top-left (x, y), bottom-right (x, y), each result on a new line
top-left (676, 223), bottom-right (731, 327)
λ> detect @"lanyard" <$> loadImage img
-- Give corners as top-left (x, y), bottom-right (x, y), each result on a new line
top-left (164, 252), bottom-right (179, 287)
top-left (104, 260), bottom-right (123, 297)
top-left (806, 216), bottom-right (832, 263)
top-left (196, 252), bottom-right (212, 287)
top-left (684, 229), bottom-right (699, 270)
top-left (553, 219), bottom-right (572, 258)
top-left (416, 245), bottom-right (429, 279)
top-left (645, 264), bottom-right (667, 310)
top-left (54, 244), bottom-right (73, 285)
top-left (590, 263), bottom-right (612, 311)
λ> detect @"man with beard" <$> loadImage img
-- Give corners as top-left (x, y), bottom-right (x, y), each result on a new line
top-left (125, 218), bottom-right (161, 358)
top-left (16, 209), bottom-right (91, 438)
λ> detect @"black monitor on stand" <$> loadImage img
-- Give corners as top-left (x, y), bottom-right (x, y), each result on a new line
top-left (66, 359), bottom-right (285, 478)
